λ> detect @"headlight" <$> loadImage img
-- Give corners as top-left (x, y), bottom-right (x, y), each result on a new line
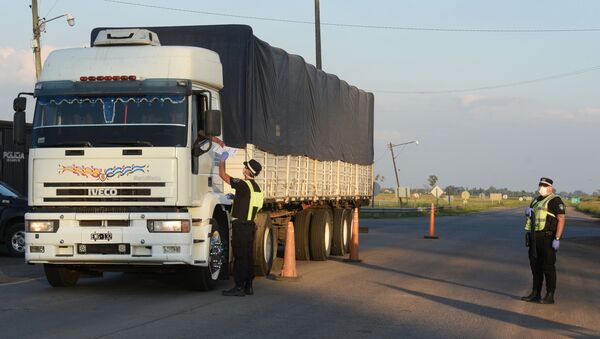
top-left (26, 220), bottom-right (58, 233)
top-left (147, 220), bottom-right (190, 233)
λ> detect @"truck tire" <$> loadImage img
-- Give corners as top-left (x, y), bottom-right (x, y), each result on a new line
top-left (344, 208), bottom-right (354, 253)
top-left (331, 208), bottom-right (350, 256)
top-left (188, 220), bottom-right (225, 291)
top-left (44, 264), bottom-right (80, 287)
top-left (310, 208), bottom-right (333, 261)
top-left (5, 222), bottom-right (25, 257)
top-left (253, 212), bottom-right (276, 276)
top-left (294, 209), bottom-right (313, 261)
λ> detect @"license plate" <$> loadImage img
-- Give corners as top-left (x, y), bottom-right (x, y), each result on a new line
top-left (90, 231), bottom-right (113, 242)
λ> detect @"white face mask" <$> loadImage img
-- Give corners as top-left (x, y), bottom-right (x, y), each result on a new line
top-left (539, 186), bottom-right (550, 196)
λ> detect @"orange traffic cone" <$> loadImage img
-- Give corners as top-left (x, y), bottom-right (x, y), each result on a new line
top-left (344, 207), bottom-right (362, 263)
top-left (424, 203), bottom-right (439, 239)
top-left (273, 220), bottom-right (301, 281)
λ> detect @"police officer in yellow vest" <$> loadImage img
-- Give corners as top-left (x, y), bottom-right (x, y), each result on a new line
top-left (213, 137), bottom-right (264, 296)
top-left (521, 177), bottom-right (566, 304)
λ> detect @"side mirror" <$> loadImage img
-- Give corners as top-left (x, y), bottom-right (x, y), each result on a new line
top-left (13, 97), bottom-right (26, 112)
top-left (203, 109), bottom-right (222, 137)
top-left (13, 110), bottom-right (26, 145)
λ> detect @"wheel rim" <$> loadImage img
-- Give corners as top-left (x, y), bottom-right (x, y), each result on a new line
top-left (324, 220), bottom-right (331, 252)
top-left (342, 218), bottom-right (348, 247)
top-left (263, 227), bottom-right (273, 265)
top-left (209, 230), bottom-right (223, 280)
top-left (11, 230), bottom-right (25, 254)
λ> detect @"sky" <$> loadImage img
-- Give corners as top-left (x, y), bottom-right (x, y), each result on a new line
top-left (1, 0), bottom-right (599, 193)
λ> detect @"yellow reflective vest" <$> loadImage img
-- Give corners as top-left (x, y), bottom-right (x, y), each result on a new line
top-left (232, 180), bottom-right (264, 221)
top-left (525, 193), bottom-right (557, 231)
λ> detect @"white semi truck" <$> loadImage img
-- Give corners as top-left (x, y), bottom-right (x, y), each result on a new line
top-left (13, 26), bottom-right (373, 290)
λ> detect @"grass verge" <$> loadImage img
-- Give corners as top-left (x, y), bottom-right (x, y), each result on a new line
top-left (574, 200), bottom-right (600, 217)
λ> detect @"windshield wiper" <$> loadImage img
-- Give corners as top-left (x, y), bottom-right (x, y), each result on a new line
top-left (40, 141), bottom-right (93, 148)
top-left (101, 141), bottom-right (154, 147)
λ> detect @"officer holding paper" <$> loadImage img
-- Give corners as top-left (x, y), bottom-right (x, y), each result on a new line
top-left (521, 177), bottom-right (566, 304)
top-left (212, 136), bottom-right (264, 297)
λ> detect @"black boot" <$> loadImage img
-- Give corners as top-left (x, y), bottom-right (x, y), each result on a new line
top-left (521, 290), bottom-right (541, 302)
top-left (222, 286), bottom-right (245, 297)
top-left (540, 292), bottom-right (555, 304)
top-left (244, 281), bottom-right (254, 295)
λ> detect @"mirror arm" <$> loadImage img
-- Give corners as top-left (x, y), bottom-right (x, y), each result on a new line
top-left (192, 136), bottom-right (212, 157)
top-left (18, 92), bottom-right (34, 98)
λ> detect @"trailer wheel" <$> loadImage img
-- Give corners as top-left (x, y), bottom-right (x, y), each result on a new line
top-left (253, 212), bottom-right (276, 276)
top-left (44, 264), bottom-right (80, 287)
top-left (310, 209), bottom-right (333, 261)
top-left (294, 209), bottom-right (313, 261)
top-left (188, 221), bottom-right (225, 291)
top-left (331, 208), bottom-right (349, 256)
top-left (344, 208), bottom-right (354, 253)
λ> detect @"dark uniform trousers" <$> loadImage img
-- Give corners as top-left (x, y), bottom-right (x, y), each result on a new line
top-left (528, 231), bottom-right (557, 293)
top-left (232, 220), bottom-right (256, 287)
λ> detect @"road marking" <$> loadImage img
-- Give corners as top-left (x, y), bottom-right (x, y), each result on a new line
top-left (0, 277), bottom-right (43, 287)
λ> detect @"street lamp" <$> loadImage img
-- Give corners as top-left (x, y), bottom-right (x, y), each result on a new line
top-left (388, 140), bottom-right (419, 207)
top-left (31, 0), bottom-right (75, 80)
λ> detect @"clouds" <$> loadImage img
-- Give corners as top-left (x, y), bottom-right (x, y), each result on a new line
top-left (0, 47), bottom-right (36, 84)
top-left (459, 94), bottom-right (527, 110)
top-left (0, 46), bottom-right (57, 85)
top-left (457, 93), bottom-right (600, 122)
top-left (0, 46), bottom-right (58, 121)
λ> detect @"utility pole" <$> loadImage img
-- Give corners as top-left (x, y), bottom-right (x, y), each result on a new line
top-left (314, 0), bottom-right (322, 70)
top-left (388, 142), bottom-right (402, 207)
top-left (31, 0), bottom-right (42, 81)
top-left (388, 140), bottom-right (420, 208)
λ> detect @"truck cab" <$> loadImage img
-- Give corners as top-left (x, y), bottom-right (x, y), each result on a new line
top-left (13, 29), bottom-right (231, 289)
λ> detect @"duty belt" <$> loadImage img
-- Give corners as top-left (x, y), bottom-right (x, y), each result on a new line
top-left (534, 230), bottom-right (555, 237)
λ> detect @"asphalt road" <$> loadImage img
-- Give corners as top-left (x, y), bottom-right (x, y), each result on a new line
top-left (1, 207), bottom-right (599, 338)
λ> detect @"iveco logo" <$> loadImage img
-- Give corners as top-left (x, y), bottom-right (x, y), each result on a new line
top-left (88, 188), bottom-right (118, 196)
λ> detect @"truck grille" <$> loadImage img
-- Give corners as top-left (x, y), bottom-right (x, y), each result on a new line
top-left (43, 182), bottom-right (166, 203)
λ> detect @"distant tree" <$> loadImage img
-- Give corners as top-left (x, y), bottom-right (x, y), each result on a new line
top-left (428, 175), bottom-right (438, 188)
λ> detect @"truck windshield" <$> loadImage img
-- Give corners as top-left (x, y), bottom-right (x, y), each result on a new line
top-left (32, 95), bottom-right (187, 147)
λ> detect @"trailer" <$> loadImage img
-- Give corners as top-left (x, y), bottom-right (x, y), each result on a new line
top-left (13, 25), bottom-right (373, 289)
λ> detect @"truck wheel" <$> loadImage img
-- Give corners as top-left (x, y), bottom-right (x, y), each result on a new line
top-left (294, 209), bottom-right (313, 261)
top-left (44, 264), bottom-right (80, 287)
top-left (331, 208), bottom-right (349, 256)
top-left (5, 222), bottom-right (25, 257)
top-left (253, 212), bottom-right (276, 276)
top-left (310, 209), bottom-right (333, 261)
top-left (344, 208), bottom-right (354, 253)
top-left (188, 221), bottom-right (225, 291)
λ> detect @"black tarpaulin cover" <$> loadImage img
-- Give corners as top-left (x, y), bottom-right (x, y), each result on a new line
top-left (91, 25), bottom-right (374, 165)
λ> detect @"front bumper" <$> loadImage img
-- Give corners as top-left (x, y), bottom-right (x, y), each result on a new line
top-left (25, 212), bottom-right (210, 266)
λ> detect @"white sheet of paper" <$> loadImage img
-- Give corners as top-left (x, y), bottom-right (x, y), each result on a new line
top-left (213, 143), bottom-right (237, 158)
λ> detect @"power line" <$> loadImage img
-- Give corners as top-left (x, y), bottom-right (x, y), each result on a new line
top-left (371, 65), bottom-right (600, 94)
top-left (103, 0), bottom-right (600, 33)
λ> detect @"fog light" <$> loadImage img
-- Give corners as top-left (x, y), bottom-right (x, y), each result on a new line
top-left (163, 246), bottom-right (180, 254)
top-left (118, 244), bottom-right (127, 253)
top-left (78, 244), bottom-right (87, 253)
top-left (30, 245), bottom-right (45, 253)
